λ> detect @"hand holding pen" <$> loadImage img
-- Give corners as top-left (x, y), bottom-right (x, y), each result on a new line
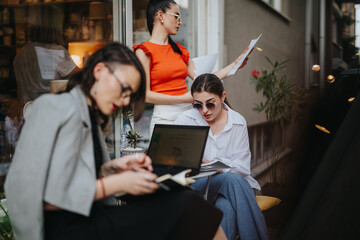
top-left (101, 153), bottom-right (153, 177)
top-left (98, 153), bottom-right (159, 197)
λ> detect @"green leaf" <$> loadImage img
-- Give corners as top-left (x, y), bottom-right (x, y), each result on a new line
top-left (265, 56), bottom-right (273, 66)
top-left (249, 56), bottom-right (308, 126)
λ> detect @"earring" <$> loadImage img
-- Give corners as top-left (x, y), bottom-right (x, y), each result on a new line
top-left (93, 89), bottom-right (97, 95)
top-left (161, 19), bottom-right (164, 24)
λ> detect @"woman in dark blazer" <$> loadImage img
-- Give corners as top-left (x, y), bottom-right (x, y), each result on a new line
top-left (4, 42), bottom-right (224, 240)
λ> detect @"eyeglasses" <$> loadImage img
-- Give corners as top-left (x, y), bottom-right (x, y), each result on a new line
top-left (104, 64), bottom-right (133, 99)
top-left (193, 102), bottom-right (216, 111)
top-left (165, 12), bottom-right (182, 22)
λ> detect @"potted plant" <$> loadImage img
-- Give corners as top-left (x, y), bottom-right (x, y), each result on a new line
top-left (0, 196), bottom-right (13, 240)
top-left (250, 57), bottom-right (307, 184)
top-left (121, 108), bottom-right (144, 156)
top-left (250, 57), bottom-right (308, 231)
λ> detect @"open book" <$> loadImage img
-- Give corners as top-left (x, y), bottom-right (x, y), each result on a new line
top-left (201, 160), bottom-right (231, 172)
top-left (191, 161), bottom-right (232, 179)
top-left (156, 169), bottom-right (195, 191)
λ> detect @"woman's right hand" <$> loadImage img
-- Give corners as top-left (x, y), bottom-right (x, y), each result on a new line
top-left (95, 170), bottom-right (159, 200)
top-left (114, 170), bottom-right (159, 195)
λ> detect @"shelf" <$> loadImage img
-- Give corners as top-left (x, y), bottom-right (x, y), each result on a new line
top-left (0, 44), bottom-right (16, 48)
top-left (2, 0), bottom-right (92, 7)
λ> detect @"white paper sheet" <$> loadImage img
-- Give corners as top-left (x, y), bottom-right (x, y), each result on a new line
top-left (35, 46), bottom-right (65, 80)
top-left (192, 53), bottom-right (218, 77)
top-left (228, 34), bottom-right (262, 76)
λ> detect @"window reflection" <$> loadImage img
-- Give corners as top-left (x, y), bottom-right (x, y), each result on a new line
top-left (0, 0), bottom-right (114, 186)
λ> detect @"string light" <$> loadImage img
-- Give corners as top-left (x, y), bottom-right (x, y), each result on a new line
top-left (312, 64), bottom-right (320, 71)
top-left (315, 124), bottom-right (330, 134)
top-left (348, 97), bottom-right (355, 102)
top-left (327, 75), bottom-right (335, 83)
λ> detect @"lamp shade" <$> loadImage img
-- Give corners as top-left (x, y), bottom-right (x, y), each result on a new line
top-left (89, 2), bottom-right (107, 20)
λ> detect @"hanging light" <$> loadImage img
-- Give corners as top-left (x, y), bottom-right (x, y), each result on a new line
top-left (327, 75), bottom-right (335, 83)
top-left (348, 97), bottom-right (355, 102)
top-left (315, 124), bottom-right (330, 134)
top-left (312, 64), bottom-right (320, 71)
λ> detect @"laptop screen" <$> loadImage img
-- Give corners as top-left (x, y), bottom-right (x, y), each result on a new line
top-left (147, 124), bottom-right (210, 169)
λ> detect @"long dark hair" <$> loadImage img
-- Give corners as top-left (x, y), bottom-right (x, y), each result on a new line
top-left (191, 73), bottom-right (232, 108)
top-left (147, 0), bottom-right (182, 55)
top-left (66, 42), bottom-right (146, 128)
top-left (29, 5), bottom-right (64, 45)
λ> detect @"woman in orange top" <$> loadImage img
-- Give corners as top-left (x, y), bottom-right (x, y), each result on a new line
top-left (134, 0), bottom-right (250, 132)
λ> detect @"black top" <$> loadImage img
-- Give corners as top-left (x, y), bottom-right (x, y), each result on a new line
top-left (88, 107), bottom-right (103, 179)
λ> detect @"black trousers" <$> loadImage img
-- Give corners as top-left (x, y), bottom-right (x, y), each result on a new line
top-left (44, 190), bottom-right (222, 240)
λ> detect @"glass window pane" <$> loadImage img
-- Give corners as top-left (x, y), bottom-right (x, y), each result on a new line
top-left (133, 0), bottom-right (149, 45)
top-left (0, 0), bottom-right (114, 191)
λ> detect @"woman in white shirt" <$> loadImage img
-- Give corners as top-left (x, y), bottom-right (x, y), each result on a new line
top-left (175, 73), bottom-right (268, 240)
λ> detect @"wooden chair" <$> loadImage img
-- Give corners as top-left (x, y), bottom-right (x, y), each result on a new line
top-left (255, 195), bottom-right (281, 211)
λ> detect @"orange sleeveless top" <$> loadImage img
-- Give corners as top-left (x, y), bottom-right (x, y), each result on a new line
top-left (133, 41), bottom-right (189, 96)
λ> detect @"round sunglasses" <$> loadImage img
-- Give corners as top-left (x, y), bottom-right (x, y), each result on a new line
top-left (192, 102), bottom-right (216, 111)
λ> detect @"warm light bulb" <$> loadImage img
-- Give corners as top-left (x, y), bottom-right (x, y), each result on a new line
top-left (312, 64), bottom-right (320, 71)
top-left (327, 75), bottom-right (335, 83)
top-left (71, 55), bottom-right (82, 67)
top-left (348, 97), bottom-right (355, 102)
top-left (315, 124), bottom-right (330, 134)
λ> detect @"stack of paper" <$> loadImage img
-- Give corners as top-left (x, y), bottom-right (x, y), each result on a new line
top-left (228, 33), bottom-right (262, 76)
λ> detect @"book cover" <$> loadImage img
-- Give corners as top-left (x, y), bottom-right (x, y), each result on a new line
top-left (201, 160), bottom-right (231, 172)
top-left (155, 169), bottom-right (195, 191)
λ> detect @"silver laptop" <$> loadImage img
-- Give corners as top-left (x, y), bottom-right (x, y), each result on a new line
top-left (147, 124), bottom-right (210, 177)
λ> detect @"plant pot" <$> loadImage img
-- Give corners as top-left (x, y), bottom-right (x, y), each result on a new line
top-left (122, 147), bottom-right (144, 156)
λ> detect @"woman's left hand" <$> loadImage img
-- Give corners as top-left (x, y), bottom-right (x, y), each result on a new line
top-left (235, 46), bottom-right (254, 70)
top-left (125, 153), bottom-right (153, 172)
top-left (202, 158), bottom-right (211, 163)
top-left (101, 153), bottom-right (153, 176)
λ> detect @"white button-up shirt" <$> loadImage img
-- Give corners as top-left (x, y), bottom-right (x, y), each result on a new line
top-left (174, 104), bottom-right (260, 190)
